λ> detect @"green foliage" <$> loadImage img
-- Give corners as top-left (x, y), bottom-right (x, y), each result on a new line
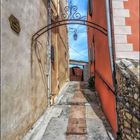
top-left (88, 76), bottom-right (95, 89)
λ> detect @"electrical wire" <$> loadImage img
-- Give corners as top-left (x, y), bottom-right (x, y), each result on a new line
top-left (69, 46), bottom-right (88, 58)
top-left (68, 26), bottom-right (87, 33)
top-left (68, 31), bottom-right (87, 34)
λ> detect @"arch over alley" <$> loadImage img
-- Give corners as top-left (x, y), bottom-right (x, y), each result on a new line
top-left (2, 0), bottom-right (139, 140)
top-left (31, 0), bottom-right (118, 137)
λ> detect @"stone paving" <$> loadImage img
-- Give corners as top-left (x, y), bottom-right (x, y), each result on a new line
top-left (23, 82), bottom-right (113, 140)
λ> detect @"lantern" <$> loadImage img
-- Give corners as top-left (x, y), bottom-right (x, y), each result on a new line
top-left (73, 31), bottom-right (78, 40)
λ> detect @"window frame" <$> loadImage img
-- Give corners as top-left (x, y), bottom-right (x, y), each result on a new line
top-left (51, 46), bottom-right (55, 64)
top-left (88, 0), bottom-right (93, 17)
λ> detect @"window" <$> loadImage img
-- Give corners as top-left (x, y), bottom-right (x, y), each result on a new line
top-left (88, 0), bottom-right (93, 17)
top-left (51, 46), bottom-right (55, 63)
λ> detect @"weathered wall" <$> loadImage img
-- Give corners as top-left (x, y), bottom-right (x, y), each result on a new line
top-left (58, 27), bottom-right (69, 88)
top-left (51, 0), bottom-right (69, 103)
top-left (116, 59), bottom-right (140, 140)
top-left (52, 23), bottom-right (69, 103)
top-left (51, 27), bottom-right (59, 101)
top-left (1, 0), bottom-right (47, 140)
top-left (57, 0), bottom-right (69, 91)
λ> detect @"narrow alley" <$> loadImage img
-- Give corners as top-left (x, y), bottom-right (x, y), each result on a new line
top-left (23, 82), bottom-right (113, 140)
top-left (1, 0), bottom-right (139, 140)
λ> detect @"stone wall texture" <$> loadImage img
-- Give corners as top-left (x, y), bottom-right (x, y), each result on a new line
top-left (116, 59), bottom-right (140, 140)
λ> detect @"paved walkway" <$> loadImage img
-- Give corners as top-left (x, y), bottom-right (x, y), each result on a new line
top-left (23, 82), bottom-right (113, 140)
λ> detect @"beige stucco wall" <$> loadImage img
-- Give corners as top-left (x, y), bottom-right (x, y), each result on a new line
top-left (1, 0), bottom-right (69, 139)
top-left (1, 0), bottom-right (49, 139)
top-left (58, 25), bottom-right (69, 89)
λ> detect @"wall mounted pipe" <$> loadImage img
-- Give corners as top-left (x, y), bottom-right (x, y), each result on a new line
top-left (47, 0), bottom-right (51, 107)
top-left (105, 0), bottom-right (114, 72)
top-left (105, 0), bottom-right (118, 137)
top-left (105, 0), bottom-right (117, 93)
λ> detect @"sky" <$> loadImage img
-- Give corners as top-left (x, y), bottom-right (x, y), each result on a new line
top-left (67, 0), bottom-right (88, 62)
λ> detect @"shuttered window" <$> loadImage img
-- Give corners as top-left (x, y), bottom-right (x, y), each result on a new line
top-left (51, 46), bottom-right (55, 63)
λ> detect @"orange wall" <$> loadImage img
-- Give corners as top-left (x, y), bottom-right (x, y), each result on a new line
top-left (124, 0), bottom-right (140, 51)
top-left (87, 0), bottom-right (118, 136)
top-left (95, 74), bottom-right (118, 134)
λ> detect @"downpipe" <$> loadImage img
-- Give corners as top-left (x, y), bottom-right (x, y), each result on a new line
top-left (47, 0), bottom-right (52, 107)
top-left (105, 0), bottom-right (114, 72)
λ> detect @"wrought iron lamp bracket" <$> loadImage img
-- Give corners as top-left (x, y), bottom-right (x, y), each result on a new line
top-left (62, 1), bottom-right (87, 20)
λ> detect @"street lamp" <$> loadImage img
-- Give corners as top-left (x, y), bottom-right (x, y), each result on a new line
top-left (73, 30), bottom-right (78, 40)
top-left (69, 27), bottom-right (78, 41)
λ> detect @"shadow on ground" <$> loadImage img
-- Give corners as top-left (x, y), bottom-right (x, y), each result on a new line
top-left (80, 82), bottom-right (114, 136)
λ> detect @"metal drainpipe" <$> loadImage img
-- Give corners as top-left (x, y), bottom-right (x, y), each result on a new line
top-left (105, 0), bottom-right (114, 72)
top-left (105, 1), bottom-right (118, 138)
top-left (47, 0), bottom-right (51, 107)
top-left (105, 0), bottom-right (117, 92)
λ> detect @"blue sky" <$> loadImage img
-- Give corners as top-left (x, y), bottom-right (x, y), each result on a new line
top-left (68, 0), bottom-right (88, 62)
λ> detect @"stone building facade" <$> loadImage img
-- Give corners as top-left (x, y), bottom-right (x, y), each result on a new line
top-left (1, 0), bottom-right (68, 140)
top-left (116, 59), bottom-right (140, 139)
